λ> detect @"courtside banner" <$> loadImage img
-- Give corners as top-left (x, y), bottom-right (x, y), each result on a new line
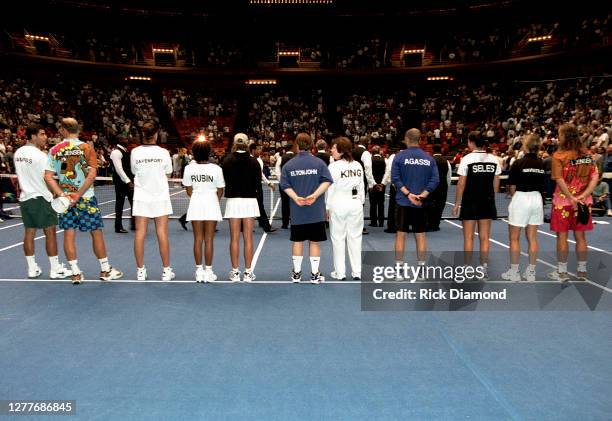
top-left (360, 251), bottom-right (612, 311)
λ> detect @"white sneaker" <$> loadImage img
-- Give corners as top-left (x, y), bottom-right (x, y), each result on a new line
top-left (205, 268), bottom-right (218, 283)
top-left (50, 263), bottom-right (71, 279)
top-left (101, 267), bottom-right (123, 281)
top-left (229, 270), bottom-right (241, 283)
top-left (608, 209), bottom-right (612, 217)
top-left (243, 271), bottom-right (256, 283)
top-left (310, 271), bottom-right (325, 284)
top-left (27, 264), bottom-right (42, 279)
top-left (330, 271), bottom-right (346, 280)
top-left (522, 268), bottom-right (536, 282)
top-left (71, 272), bottom-right (84, 285)
top-left (162, 267), bottom-right (176, 281)
top-left (501, 269), bottom-right (521, 282)
top-left (547, 270), bottom-right (570, 282)
top-left (291, 270), bottom-right (302, 283)
top-left (195, 268), bottom-right (206, 283)
top-left (478, 267), bottom-right (489, 282)
top-left (137, 267), bottom-right (147, 281)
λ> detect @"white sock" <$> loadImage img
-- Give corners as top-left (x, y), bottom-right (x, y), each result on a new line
top-left (69, 260), bottom-right (80, 274)
top-left (99, 257), bottom-right (110, 272)
top-left (232, 267), bottom-right (239, 272)
top-left (196, 265), bottom-right (204, 270)
top-left (205, 266), bottom-right (212, 271)
top-left (310, 257), bottom-right (320, 274)
top-left (25, 255), bottom-right (37, 271)
top-left (577, 261), bottom-right (587, 272)
top-left (527, 264), bottom-right (536, 272)
top-left (245, 267), bottom-right (252, 274)
top-left (558, 262), bottom-right (567, 273)
top-left (49, 255), bottom-right (60, 270)
top-left (292, 256), bottom-right (303, 273)
top-left (163, 266), bottom-right (172, 272)
top-left (510, 263), bottom-right (519, 272)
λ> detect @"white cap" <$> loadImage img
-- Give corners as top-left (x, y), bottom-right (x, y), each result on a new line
top-left (233, 133), bottom-right (249, 145)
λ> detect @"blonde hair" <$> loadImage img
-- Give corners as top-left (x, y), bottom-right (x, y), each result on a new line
top-left (524, 134), bottom-right (541, 153)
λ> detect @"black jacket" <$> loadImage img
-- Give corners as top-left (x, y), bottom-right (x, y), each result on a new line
top-left (222, 152), bottom-right (262, 198)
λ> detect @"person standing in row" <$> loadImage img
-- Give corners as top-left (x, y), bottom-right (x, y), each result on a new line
top-left (45, 118), bottom-right (123, 284)
top-left (426, 145), bottom-right (452, 231)
top-left (368, 146), bottom-right (386, 228)
top-left (14, 124), bottom-right (70, 279)
top-left (110, 135), bottom-right (135, 233)
top-left (249, 142), bottom-right (277, 233)
top-left (315, 140), bottom-right (332, 165)
top-left (548, 124), bottom-right (599, 282)
top-left (327, 137), bottom-right (364, 281)
top-left (277, 143), bottom-right (296, 229)
top-left (501, 134), bottom-right (546, 282)
top-left (452, 131), bottom-right (501, 280)
top-left (353, 137), bottom-right (376, 235)
top-left (222, 133), bottom-right (261, 283)
top-left (382, 146), bottom-right (400, 233)
top-left (182, 139), bottom-right (225, 283)
top-left (131, 121), bottom-right (175, 281)
top-left (391, 129), bottom-right (439, 280)
top-left (280, 133), bottom-right (333, 284)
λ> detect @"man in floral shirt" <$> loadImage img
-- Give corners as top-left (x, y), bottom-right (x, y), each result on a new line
top-left (44, 118), bottom-right (123, 284)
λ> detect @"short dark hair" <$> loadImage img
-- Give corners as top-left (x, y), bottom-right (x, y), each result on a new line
top-left (249, 143), bottom-right (257, 152)
top-left (332, 137), bottom-right (354, 162)
top-left (192, 140), bottom-right (211, 162)
top-left (468, 131), bottom-right (486, 148)
top-left (285, 143), bottom-right (294, 153)
top-left (142, 121), bottom-right (159, 140)
top-left (295, 133), bottom-right (313, 151)
top-left (26, 124), bottom-right (44, 140)
top-left (432, 145), bottom-right (442, 154)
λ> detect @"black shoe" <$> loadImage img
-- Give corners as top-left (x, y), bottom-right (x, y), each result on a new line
top-left (362, 228), bottom-right (369, 235)
top-left (281, 225), bottom-right (289, 229)
top-left (0, 212), bottom-right (12, 220)
top-left (264, 228), bottom-right (277, 233)
top-left (130, 225), bottom-right (136, 231)
top-left (384, 228), bottom-right (397, 233)
top-left (178, 215), bottom-right (188, 231)
top-left (115, 228), bottom-right (128, 234)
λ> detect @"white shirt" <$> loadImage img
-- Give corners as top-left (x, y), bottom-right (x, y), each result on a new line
top-left (14, 144), bottom-right (53, 202)
top-left (172, 153), bottom-right (180, 173)
top-left (109, 145), bottom-right (131, 184)
top-left (326, 159), bottom-right (365, 210)
top-left (131, 145), bottom-right (172, 202)
top-left (256, 157), bottom-right (271, 184)
top-left (182, 162), bottom-right (225, 195)
top-left (357, 146), bottom-right (375, 189)
top-left (382, 153), bottom-right (395, 185)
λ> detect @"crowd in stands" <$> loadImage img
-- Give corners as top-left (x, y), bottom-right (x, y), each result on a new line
top-left (248, 90), bottom-right (330, 144)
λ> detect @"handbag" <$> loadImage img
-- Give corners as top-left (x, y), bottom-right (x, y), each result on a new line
top-left (576, 202), bottom-right (590, 225)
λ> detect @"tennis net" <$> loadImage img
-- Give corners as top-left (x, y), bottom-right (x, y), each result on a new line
top-left (0, 173), bottom-right (525, 220)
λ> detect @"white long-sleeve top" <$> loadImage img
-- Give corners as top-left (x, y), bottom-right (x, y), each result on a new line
top-left (256, 156), bottom-right (271, 185)
top-left (357, 146), bottom-right (376, 189)
top-left (110, 145), bottom-right (131, 184)
top-left (382, 153), bottom-right (395, 186)
top-left (326, 159), bottom-right (365, 210)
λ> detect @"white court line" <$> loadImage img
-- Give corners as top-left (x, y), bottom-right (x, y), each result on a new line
top-left (0, 222), bottom-right (24, 230)
top-left (500, 218), bottom-right (612, 256)
top-left (444, 219), bottom-right (612, 294)
top-left (251, 198), bottom-right (281, 270)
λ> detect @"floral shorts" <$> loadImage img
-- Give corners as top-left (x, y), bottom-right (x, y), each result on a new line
top-left (58, 196), bottom-right (104, 232)
top-left (550, 204), bottom-right (593, 232)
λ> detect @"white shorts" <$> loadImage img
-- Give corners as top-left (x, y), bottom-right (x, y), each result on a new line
top-left (508, 191), bottom-right (543, 227)
top-left (132, 199), bottom-right (173, 218)
top-left (187, 194), bottom-right (223, 222)
top-left (224, 198), bottom-right (260, 219)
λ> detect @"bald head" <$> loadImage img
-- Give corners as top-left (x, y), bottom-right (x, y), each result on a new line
top-left (404, 128), bottom-right (421, 146)
top-left (61, 118), bottom-right (79, 135)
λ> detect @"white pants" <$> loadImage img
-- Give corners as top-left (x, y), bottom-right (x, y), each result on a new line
top-left (329, 202), bottom-right (364, 278)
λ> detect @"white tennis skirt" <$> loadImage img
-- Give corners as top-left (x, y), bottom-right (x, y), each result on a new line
top-left (224, 198), bottom-right (260, 219)
top-left (132, 199), bottom-right (173, 218)
top-left (187, 194), bottom-right (223, 222)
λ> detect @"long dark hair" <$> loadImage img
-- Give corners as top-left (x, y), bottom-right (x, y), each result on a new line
top-left (332, 137), bottom-right (354, 162)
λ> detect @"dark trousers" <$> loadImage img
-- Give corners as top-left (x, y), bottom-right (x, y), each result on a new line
top-left (114, 182), bottom-right (134, 230)
top-left (427, 187), bottom-right (448, 229)
top-left (369, 186), bottom-right (385, 226)
top-left (256, 188), bottom-right (272, 230)
top-left (387, 185), bottom-right (396, 230)
top-left (281, 190), bottom-right (291, 228)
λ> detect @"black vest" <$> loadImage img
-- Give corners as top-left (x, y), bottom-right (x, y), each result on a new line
top-left (112, 146), bottom-right (133, 184)
top-left (353, 146), bottom-right (365, 167)
top-left (433, 155), bottom-right (449, 189)
top-left (280, 152), bottom-right (295, 169)
top-left (315, 151), bottom-right (331, 165)
top-left (372, 155), bottom-right (386, 184)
